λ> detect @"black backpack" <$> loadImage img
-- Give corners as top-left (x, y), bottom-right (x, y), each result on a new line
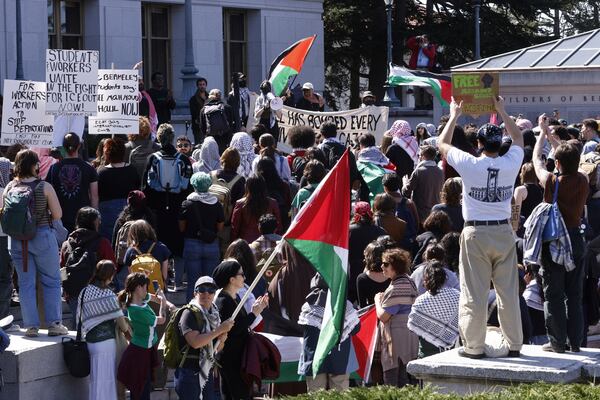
top-left (62, 234), bottom-right (101, 299)
top-left (291, 154), bottom-right (308, 183)
top-left (204, 103), bottom-right (230, 136)
top-left (322, 141), bottom-right (346, 170)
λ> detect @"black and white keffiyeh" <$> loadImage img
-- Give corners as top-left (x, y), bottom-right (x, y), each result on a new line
top-left (407, 287), bottom-right (460, 349)
top-left (77, 284), bottom-right (123, 338)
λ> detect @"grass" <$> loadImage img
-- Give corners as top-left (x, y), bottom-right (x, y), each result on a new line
top-left (283, 383), bottom-right (600, 400)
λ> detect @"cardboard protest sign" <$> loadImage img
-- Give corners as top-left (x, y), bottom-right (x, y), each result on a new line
top-left (276, 106), bottom-right (389, 153)
top-left (88, 70), bottom-right (139, 134)
top-left (45, 49), bottom-right (99, 115)
top-left (452, 72), bottom-right (499, 116)
top-left (53, 115), bottom-right (85, 147)
top-left (1, 80), bottom-right (54, 147)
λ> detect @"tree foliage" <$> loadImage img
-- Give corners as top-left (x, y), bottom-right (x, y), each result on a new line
top-left (323, 0), bottom-right (586, 109)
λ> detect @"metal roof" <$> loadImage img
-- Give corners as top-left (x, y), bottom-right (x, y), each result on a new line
top-left (452, 28), bottom-right (600, 71)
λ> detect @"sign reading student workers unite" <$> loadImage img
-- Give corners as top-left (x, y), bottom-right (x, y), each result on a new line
top-left (276, 106), bottom-right (389, 153)
top-left (0, 80), bottom-right (54, 147)
top-left (89, 70), bottom-right (139, 134)
top-left (45, 49), bottom-right (99, 115)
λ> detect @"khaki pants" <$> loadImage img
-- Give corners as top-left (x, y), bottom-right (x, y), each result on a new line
top-left (459, 224), bottom-right (523, 354)
top-left (306, 373), bottom-right (349, 392)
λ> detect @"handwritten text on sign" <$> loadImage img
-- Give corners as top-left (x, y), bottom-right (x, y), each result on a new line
top-left (1, 80), bottom-right (54, 147)
top-left (45, 49), bottom-right (99, 115)
top-left (88, 70), bottom-right (139, 134)
top-left (276, 106), bottom-right (389, 153)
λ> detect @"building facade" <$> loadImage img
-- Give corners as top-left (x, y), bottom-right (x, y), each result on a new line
top-left (0, 0), bottom-right (325, 110)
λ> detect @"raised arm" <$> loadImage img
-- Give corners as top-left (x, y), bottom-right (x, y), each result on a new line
top-left (437, 97), bottom-right (462, 158)
top-left (533, 114), bottom-right (551, 185)
top-left (494, 96), bottom-right (523, 148)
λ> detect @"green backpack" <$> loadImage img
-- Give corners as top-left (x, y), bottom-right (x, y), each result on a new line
top-left (162, 304), bottom-right (205, 369)
top-left (1, 180), bottom-right (41, 241)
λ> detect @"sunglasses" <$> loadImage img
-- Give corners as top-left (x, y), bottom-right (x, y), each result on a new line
top-left (381, 261), bottom-right (392, 268)
top-left (177, 143), bottom-right (191, 148)
top-left (195, 286), bottom-right (217, 294)
top-left (237, 272), bottom-right (246, 278)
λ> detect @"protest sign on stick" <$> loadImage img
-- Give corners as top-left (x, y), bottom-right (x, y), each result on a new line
top-left (88, 69), bottom-right (139, 134)
top-left (1, 80), bottom-right (54, 147)
top-left (276, 106), bottom-right (389, 153)
top-left (45, 49), bottom-right (99, 115)
top-left (452, 72), bottom-right (499, 116)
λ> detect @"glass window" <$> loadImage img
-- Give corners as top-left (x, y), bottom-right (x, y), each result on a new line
top-left (47, 0), bottom-right (82, 49)
top-left (223, 10), bottom-right (247, 90)
top-left (141, 4), bottom-right (171, 88)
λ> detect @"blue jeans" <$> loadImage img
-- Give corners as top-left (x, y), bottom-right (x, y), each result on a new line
top-left (183, 238), bottom-right (220, 301)
top-left (11, 226), bottom-right (62, 328)
top-left (175, 368), bottom-right (219, 400)
top-left (99, 198), bottom-right (127, 241)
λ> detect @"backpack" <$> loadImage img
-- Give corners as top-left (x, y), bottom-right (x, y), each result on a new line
top-left (162, 304), bottom-right (205, 369)
top-left (291, 154), bottom-right (308, 183)
top-left (322, 141), bottom-right (346, 169)
top-left (395, 197), bottom-right (418, 253)
top-left (147, 152), bottom-right (190, 193)
top-left (115, 221), bottom-right (135, 266)
top-left (204, 103), bottom-right (230, 136)
top-left (580, 151), bottom-right (600, 193)
top-left (129, 143), bottom-right (155, 180)
top-left (130, 243), bottom-right (164, 293)
top-left (1, 180), bottom-right (42, 241)
top-left (61, 234), bottom-right (101, 299)
top-left (255, 247), bottom-right (284, 283)
top-left (208, 171), bottom-right (242, 222)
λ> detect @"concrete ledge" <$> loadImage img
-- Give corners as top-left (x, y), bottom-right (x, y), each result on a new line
top-left (407, 345), bottom-right (600, 395)
top-left (0, 329), bottom-right (89, 400)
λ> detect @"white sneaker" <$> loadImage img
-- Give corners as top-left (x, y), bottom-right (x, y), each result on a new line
top-left (48, 322), bottom-right (68, 336)
top-left (5, 324), bottom-right (21, 333)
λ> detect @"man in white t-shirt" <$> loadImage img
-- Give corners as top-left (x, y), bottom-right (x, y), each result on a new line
top-left (437, 96), bottom-right (524, 359)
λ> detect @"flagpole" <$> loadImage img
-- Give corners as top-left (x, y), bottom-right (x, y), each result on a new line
top-left (213, 240), bottom-right (285, 352)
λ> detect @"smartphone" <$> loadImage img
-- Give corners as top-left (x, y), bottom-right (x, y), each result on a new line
top-left (152, 280), bottom-right (160, 292)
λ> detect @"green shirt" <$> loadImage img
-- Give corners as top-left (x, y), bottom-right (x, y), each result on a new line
top-left (291, 184), bottom-right (318, 210)
top-left (127, 302), bottom-right (158, 349)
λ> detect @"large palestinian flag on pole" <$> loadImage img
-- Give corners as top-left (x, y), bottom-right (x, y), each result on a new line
top-left (268, 35), bottom-right (316, 96)
top-left (283, 150), bottom-right (351, 377)
top-left (387, 64), bottom-right (452, 107)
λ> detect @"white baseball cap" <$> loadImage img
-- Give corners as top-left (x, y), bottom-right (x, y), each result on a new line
top-left (302, 82), bottom-right (314, 90)
top-left (194, 276), bottom-right (217, 289)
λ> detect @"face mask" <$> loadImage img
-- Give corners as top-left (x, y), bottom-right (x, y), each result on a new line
top-left (363, 99), bottom-right (375, 106)
top-left (239, 80), bottom-right (247, 87)
top-left (261, 86), bottom-right (269, 94)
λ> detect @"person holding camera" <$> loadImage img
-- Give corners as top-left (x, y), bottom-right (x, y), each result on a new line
top-left (407, 35), bottom-right (437, 70)
top-left (178, 172), bottom-right (224, 302)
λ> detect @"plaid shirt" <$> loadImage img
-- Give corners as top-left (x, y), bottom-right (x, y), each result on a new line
top-left (523, 202), bottom-right (574, 273)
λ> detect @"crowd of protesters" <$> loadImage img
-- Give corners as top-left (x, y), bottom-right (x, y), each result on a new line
top-left (0, 80), bottom-right (598, 400)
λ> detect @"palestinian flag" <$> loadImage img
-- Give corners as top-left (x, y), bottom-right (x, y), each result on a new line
top-left (351, 306), bottom-right (379, 382)
top-left (268, 35), bottom-right (316, 96)
top-left (283, 150), bottom-right (351, 377)
top-left (387, 64), bottom-right (452, 107)
top-left (357, 160), bottom-right (396, 204)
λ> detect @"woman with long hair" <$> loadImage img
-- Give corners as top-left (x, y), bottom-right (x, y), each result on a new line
top-left (117, 272), bottom-right (167, 400)
top-left (5, 149), bottom-right (67, 337)
top-left (78, 260), bottom-right (131, 400)
top-left (97, 138), bottom-right (141, 240)
top-left (230, 176), bottom-right (281, 243)
top-left (256, 156), bottom-right (291, 229)
top-left (431, 177), bottom-right (464, 232)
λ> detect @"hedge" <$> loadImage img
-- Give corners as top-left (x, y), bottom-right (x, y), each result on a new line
top-left (283, 383), bottom-right (600, 400)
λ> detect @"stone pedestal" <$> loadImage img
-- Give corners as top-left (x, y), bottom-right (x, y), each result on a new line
top-left (0, 330), bottom-right (89, 400)
top-left (407, 345), bottom-right (600, 395)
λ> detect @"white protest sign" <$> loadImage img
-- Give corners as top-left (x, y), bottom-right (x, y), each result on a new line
top-left (276, 105), bottom-right (389, 153)
top-left (45, 49), bottom-right (99, 115)
top-left (88, 69), bottom-right (139, 134)
top-left (53, 115), bottom-right (85, 147)
top-left (1, 80), bottom-right (54, 147)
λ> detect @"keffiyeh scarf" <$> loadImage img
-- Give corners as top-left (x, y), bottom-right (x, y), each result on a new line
top-left (77, 284), bottom-right (123, 338)
top-left (407, 287), bottom-right (460, 349)
top-left (189, 299), bottom-right (221, 392)
top-left (0, 157), bottom-right (11, 188)
top-left (358, 146), bottom-right (390, 166)
top-left (230, 132), bottom-right (256, 178)
top-left (389, 120), bottom-right (419, 164)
